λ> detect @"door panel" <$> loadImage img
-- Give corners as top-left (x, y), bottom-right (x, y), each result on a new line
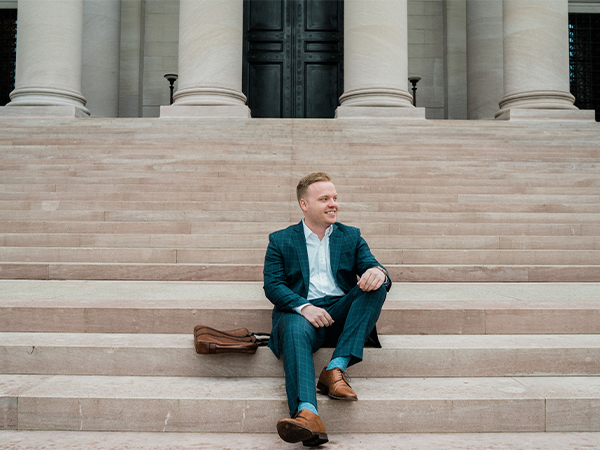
top-left (248, 63), bottom-right (284, 118)
top-left (243, 0), bottom-right (343, 118)
top-left (305, 64), bottom-right (339, 118)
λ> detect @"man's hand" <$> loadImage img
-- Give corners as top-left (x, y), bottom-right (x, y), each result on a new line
top-left (301, 304), bottom-right (334, 328)
top-left (357, 267), bottom-right (386, 292)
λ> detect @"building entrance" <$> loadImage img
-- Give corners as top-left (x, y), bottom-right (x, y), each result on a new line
top-left (242, 0), bottom-right (343, 118)
top-left (0, 9), bottom-right (17, 107)
top-left (569, 13), bottom-right (600, 122)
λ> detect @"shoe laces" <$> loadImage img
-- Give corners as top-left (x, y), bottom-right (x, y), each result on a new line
top-left (336, 368), bottom-right (352, 386)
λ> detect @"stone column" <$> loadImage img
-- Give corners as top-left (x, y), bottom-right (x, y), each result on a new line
top-left (496, 0), bottom-right (592, 120)
top-left (466, 0), bottom-right (503, 120)
top-left (82, 0), bottom-right (121, 117)
top-left (6, 0), bottom-right (89, 117)
top-left (160, 0), bottom-right (249, 118)
top-left (335, 0), bottom-right (424, 119)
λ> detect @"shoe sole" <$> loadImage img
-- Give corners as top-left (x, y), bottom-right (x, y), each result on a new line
top-left (303, 434), bottom-right (329, 447)
top-left (317, 381), bottom-right (358, 401)
top-left (277, 420), bottom-right (329, 445)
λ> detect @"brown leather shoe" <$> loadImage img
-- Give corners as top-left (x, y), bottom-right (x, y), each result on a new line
top-left (317, 367), bottom-right (358, 401)
top-left (277, 409), bottom-right (328, 447)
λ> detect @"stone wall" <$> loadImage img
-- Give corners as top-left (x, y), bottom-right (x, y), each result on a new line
top-left (407, 0), bottom-right (446, 119)
top-left (141, 0), bottom-right (179, 117)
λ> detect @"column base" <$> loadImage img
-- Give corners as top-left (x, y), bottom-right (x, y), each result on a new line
top-left (160, 104), bottom-right (251, 119)
top-left (335, 105), bottom-right (426, 119)
top-left (495, 109), bottom-right (596, 122)
top-left (0, 105), bottom-right (90, 118)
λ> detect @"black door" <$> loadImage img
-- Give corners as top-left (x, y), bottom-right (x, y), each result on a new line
top-left (243, 0), bottom-right (343, 118)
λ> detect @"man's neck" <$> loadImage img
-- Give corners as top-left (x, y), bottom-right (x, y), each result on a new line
top-left (303, 219), bottom-right (329, 241)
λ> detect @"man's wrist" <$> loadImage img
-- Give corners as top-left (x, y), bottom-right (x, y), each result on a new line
top-left (293, 303), bottom-right (311, 315)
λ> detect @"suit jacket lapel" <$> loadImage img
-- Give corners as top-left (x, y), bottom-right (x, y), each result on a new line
top-left (329, 223), bottom-right (342, 281)
top-left (292, 221), bottom-right (310, 294)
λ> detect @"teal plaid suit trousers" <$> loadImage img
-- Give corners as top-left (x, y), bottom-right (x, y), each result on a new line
top-left (263, 221), bottom-right (391, 416)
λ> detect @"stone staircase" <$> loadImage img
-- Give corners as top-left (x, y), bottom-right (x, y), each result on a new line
top-left (1, 117), bottom-right (600, 448)
top-left (0, 117), bottom-right (599, 282)
top-left (1, 280), bottom-right (600, 448)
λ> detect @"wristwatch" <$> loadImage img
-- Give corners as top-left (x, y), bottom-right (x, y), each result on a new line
top-left (375, 266), bottom-right (388, 281)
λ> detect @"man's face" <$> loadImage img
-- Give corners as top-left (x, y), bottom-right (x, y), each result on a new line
top-left (300, 181), bottom-right (338, 230)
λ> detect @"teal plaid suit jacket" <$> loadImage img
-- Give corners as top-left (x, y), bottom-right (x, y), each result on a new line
top-left (263, 221), bottom-right (391, 358)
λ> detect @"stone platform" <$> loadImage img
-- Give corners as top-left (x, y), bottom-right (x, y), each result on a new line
top-left (0, 280), bottom-right (599, 445)
top-left (0, 117), bottom-right (599, 447)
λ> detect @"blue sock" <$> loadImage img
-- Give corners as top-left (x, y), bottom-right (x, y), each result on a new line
top-left (298, 402), bottom-right (318, 416)
top-left (327, 356), bottom-right (350, 372)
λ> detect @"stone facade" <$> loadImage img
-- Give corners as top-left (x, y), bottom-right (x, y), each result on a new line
top-left (0, 0), bottom-right (597, 120)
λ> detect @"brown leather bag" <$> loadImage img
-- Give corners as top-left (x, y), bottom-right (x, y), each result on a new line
top-left (194, 325), bottom-right (270, 354)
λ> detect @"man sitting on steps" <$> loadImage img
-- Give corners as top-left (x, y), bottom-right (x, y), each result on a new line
top-left (263, 172), bottom-right (392, 446)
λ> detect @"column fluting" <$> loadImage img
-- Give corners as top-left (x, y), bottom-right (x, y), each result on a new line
top-left (466, 0), bottom-right (503, 119)
top-left (336, 0), bottom-right (419, 117)
top-left (497, 0), bottom-right (577, 117)
top-left (8, 0), bottom-right (89, 115)
top-left (164, 0), bottom-right (249, 116)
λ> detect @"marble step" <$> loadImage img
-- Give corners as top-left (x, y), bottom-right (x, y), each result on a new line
top-left (2, 174), bottom-right (597, 189)
top-left (1, 430), bottom-right (599, 450)
top-left (2, 262), bottom-right (600, 282)
top-left (2, 200), bottom-right (599, 214)
top-left (3, 209), bottom-right (599, 225)
top-left (1, 220), bottom-right (597, 237)
top-left (1, 281), bottom-right (599, 335)
top-left (1, 247), bottom-right (598, 266)
top-left (2, 374), bottom-right (599, 433)
top-left (3, 182), bottom-right (598, 195)
top-left (3, 233), bottom-right (599, 250)
top-left (2, 333), bottom-right (599, 378)
top-left (3, 191), bottom-right (600, 205)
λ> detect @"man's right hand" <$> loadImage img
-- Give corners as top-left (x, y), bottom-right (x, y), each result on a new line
top-left (301, 304), bottom-right (334, 328)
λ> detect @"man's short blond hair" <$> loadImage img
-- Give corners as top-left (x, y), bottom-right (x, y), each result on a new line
top-left (296, 172), bottom-right (332, 204)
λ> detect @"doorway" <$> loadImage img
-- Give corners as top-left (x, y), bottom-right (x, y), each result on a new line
top-left (242, 0), bottom-right (344, 118)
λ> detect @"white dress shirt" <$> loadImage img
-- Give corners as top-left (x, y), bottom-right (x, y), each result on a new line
top-left (293, 219), bottom-right (345, 314)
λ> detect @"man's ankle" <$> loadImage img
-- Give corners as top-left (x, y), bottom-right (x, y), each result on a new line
top-left (326, 356), bottom-right (350, 372)
top-left (298, 402), bottom-right (318, 416)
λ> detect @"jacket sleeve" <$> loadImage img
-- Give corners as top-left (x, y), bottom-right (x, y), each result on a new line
top-left (355, 231), bottom-right (392, 292)
top-left (263, 233), bottom-right (309, 312)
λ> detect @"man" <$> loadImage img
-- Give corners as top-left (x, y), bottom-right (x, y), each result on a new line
top-left (263, 172), bottom-right (391, 446)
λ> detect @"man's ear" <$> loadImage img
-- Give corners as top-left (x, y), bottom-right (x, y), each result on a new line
top-left (299, 198), bottom-right (307, 212)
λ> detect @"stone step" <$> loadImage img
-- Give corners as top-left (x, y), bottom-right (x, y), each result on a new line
top-left (3, 191), bottom-right (600, 205)
top-left (3, 182), bottom-right (598, 195)
top-left (1, 430), bottom-right (599, 450)
top-left (2, 262), bottom-right (600, 282)
top-left (2, 200), bottom-right (599, 214)
top-left (1, 162), bottom-right (598, 177)
top-left (1, 247), bottom-right (598, 266)
top-left (2, 174), bottom-right (597, 189)
top-left (4, 209), bottom-right (596, 225)
top-left (2, 374), bottom-right (599, 433)
top-left (1, 281), bottom-right (599, 335)
top-left (3, 233), bottom-right (599, 250)
top-left (1, 220), bottom-right (597, 237)
top-left (2, 332), bottom-right (599, 378)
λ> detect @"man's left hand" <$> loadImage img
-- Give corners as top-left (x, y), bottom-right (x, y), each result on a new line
top-left (357, 267), bottom-right (385, 292)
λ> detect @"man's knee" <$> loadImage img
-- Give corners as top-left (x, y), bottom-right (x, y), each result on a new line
top-left (355, 284), bottom-right (387, 307)
top-left (279, 313), bottom-right (317, 345)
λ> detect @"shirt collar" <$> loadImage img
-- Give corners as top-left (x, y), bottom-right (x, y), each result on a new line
top-left (302, 218), bottom-right (333, 240)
